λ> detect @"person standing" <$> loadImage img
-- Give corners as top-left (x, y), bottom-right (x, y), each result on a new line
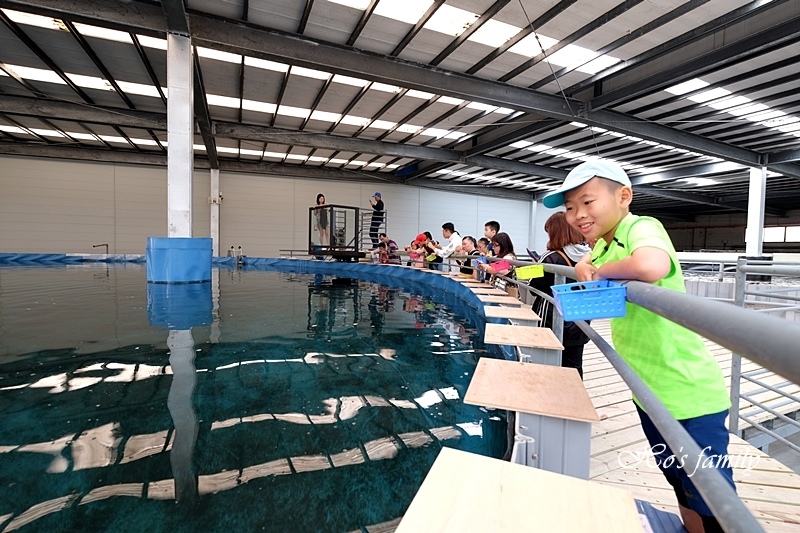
top-left (528, 212), bottom-right (592, 378)
top-left (429, 222), bottom-right (462, 273)
top-left (313, 193), bottom-right (329, 247)
top-left (369, 192), bottom-right (384, 248)
top-left (547, 159), bottom-right (733, 532)
top-left (457, 236), bottom-right (480, 278)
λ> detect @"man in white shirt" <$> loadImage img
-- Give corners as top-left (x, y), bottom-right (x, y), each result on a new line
top-left (431, 222), bottom-right (461, 273)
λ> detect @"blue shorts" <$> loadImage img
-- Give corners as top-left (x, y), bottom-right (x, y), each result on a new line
top-left (636, 404), bottom-right (735, 517)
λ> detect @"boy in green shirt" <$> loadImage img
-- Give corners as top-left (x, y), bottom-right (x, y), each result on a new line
top-left (544, 159), bottom-right (733, 533)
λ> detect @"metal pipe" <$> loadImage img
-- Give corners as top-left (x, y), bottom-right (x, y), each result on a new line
top-left (576, 322), bottom-right (765, 533)
top-left (738, 395), bottom-right (800, 433)
top-left (92, 243), bottom-right (109, 254)
top-left (738, 415), bottom-right (800, 455)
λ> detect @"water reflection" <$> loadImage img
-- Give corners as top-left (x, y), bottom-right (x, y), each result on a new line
top-left (0, 266), bottom-right (503, 532)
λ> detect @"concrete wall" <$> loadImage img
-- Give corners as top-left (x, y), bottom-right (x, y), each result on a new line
top-left (0, 155), bottom-right (534, 257)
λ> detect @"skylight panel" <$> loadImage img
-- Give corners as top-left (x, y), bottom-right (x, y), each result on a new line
top-left (0, 125), bottom-right (28, 135)
top-left (569, 122), bottom-right (587, 128)
top-left (466, 102), bottom-right (497, 113)
top-left (242, 99), bottom-right (277, 114)
top-left (263, 151), bottom-right (285, 159)
top-left (136, 35), bottom-right (168, 50)
top-left (367, 162), bottom-right (386, 167)
top-left (309, 110), bottom-right (340, 122)
top-left (665, 78), bottom-right (709, 95)
top-left (707, 95), bottom-right (751, 110)
top-left (244, 57), bottom-right (289, 73)
top-left (745, 109), bottom-right (785, 122)
top-left (421, 128), bottom-right (449, 137)
top-left (438, 96), bottom-right (464, 106)
top-left (527, 144), bottom-right (552, 152)
top-left (467, 19), bottom-right (520, 47)
top-left (371, 83), bottom-right (402, 93)
top-left (407, 90), bottom-right (435, 100)
top-left (546, 45), bottom-right (597, 70)
top-left (216, 146), bottom-right (238, 154)
top-left (340, 115), bottom-right (371, 127)
top-left (423, 5), bottom-right (479, 37)
top-left (761, 116), bottom-right (799, 127)
top-left (369, 120), bottom-right (396, 130)
top-left (74, 23), bottom-right (132, 44)
top-left (308, 156), bottom-right (329, 163)
top-left (397, 124), bottom-right (422, 134)
top-left (1, 9), bottom-right (61, 30)
top-left (328, 158), bottom-right (349, 164)
top-left (678, 177), bottom-right (720, 187)
top-left (277, 105), bottom-right (311, 119)
top-left (509, 141), bottom-right (532, 149)
top-left (285, 154), bottom-right (309, 161)
top-left (206, 94), bottom-right (241, 109)
top-left (117, 81), bottom-right (164, 98)
top-left (292, 66), bottom-right (330, 80)
top-left (348, 160), bottom-right (368, 166)
top-left (98, 135), bottom-right (131, 145)
top-left (5, 64), bottom-right (65, 85)
top-left (29, 128), bottom-right (63, 138)
top-left (495, 107), bottom-right (514, 115)
top-left (328, 0), bottom-right (371, 10)
top-left (687, 88), bottom-right (731, 103)
top-left (197, 47), bottom-right (241, 64)
top-left (374, 0), bottom-right (434, 25)
top-left (240, 148), bottom-right (263, 157)
top-left (332, 74), bottom-right (369, 87)
top-left (726, 103), bottom-right (767, 116)
top-left (508, 34), bottom-right (558, 57)
top-left (67, 74), bottom-right (112, 91)
top-left (445, 131), bottom-right (466, 139)
top-left (577, 55), bottom-right (620, 75)
top-left (69, 132), bottom-right (99, 141)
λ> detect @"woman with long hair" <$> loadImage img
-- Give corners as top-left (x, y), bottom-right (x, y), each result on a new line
top-left (313, 193), bottom-right (329, 247)
top-left (477, 232), bottom-right (518, 297)
top-left (530, 212), bottom-right (592, 378)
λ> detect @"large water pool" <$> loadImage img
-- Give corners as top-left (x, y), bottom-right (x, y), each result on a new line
top-left (0, 263), bottom-right (505, 532)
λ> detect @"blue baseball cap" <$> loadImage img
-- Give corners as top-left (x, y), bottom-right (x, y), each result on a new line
top-left (374, 192), bottom-right (381, 197)
top-left (542, 159), bottom-right (631, 208)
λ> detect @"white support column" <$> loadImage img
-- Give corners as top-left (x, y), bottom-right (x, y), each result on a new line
top-left (745, 166), bottom-right (767, 257)
top-left (167, 33), bottom-right (194, 238)
top-left (210, 168), bottom-right (220, 255)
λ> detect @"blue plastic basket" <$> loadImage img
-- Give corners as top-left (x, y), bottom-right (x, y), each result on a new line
top-left (551, 280), bottom-right (627, 321)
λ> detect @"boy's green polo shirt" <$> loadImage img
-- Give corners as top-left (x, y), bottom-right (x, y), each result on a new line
top-left (591, 213), bottom-right (730, 420)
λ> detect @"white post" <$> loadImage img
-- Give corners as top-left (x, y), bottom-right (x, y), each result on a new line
top-left (167, 33), bottom-right (194, 238)
top-left (210, 168), bottom-right (220, 255)
top-left (745, 166), bottom-right (766, 256)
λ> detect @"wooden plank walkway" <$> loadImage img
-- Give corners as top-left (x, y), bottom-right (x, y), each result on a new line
top-left (586, 320), bottom-right (800, 532)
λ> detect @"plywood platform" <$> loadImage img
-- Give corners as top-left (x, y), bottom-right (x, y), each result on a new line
top-left (469, 287), bottom-right (508, 295)
top-left (477, 295), bottom-right (524, 306)
top-left (396, 448), bottom-right (642, 533)
top-left (483, 306), bottom-right (540, 322)
top-left (465, 358), bottom-right (599, 423)
top-left (484, 323), bottom-right (563, 350)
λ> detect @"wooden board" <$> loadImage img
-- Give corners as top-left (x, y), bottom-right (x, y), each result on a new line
top-left (484, 323), bottom-right (563, 350)
top-left (465, 358), bottom-right (599, 423)
top-left (469, 287), bottom-right (507, 295)
top-left (477, 295), bottom-right (524, 306)
top-left (396, 448), bottom-right (642, 533)
top-left (483, 306), bottom-right (541, 322)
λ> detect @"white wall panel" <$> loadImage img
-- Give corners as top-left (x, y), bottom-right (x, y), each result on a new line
top-left (0, 156), bottom-right (534, 258)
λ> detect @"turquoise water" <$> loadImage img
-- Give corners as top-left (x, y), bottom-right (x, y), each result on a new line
top-left (0, 265), bottom-right (505, 532)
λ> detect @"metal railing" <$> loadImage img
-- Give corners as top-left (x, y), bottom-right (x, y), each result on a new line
top-left (729, 258), bottom-right (800, 455)
top-left (476, 255), bottom-right (800, 533)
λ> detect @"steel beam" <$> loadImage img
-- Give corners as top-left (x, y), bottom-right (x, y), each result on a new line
top-left (767, 148), bottom-right (800, 165)
top-left (635, 185), bottom-right (785, 217)
top-left (3, 0), bottom-right (797, 178)
top-left (0, 94), bottom-right (165, 129)
top-left (590, 15), bottom-right (800, 110)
